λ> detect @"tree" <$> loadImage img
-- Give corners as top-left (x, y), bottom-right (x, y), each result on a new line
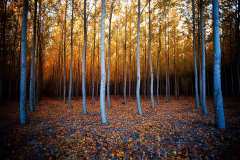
top-left (212, 0), bottom-right (225, 128)
top-left (200, 0), bottom-right (208, 115)
top-left (148, 0), bottom-right (155, 108)
top-left (29, 0), bottom-right (37, 112)
top-left (123, 5), bottom-right (128, 104)
top-left (156, 24), bottom-right (161, 104)
top-left (107, 0), bottom-right (115, 109)
top-left (100, 0), bottom-right (108, 124)
top-left (192, 0), bottom-right (200, 109)
top-left (63, 0), bottom-right (68, 103)
top-left (91, 0), bottom-right (97, 105)
top-left (82, 0), bottom-right (87, 114)
top-left (128, 11), bottom-right (132, 98)
top-left (19, 0), bottom-right (29, 125)
top-left (136, 0), bottom-right (143, 115)
top-left (114, 25), bottom-right (119, 96)
top-left (68, 0), bottom-right (74, 108)
top-left (164, 4), bottom-right (170, 102)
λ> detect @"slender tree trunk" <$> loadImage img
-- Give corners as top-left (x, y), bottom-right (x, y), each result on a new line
top-left (35, 0), bottom-right (42, 105)
top-left (128, 14), bottom-right (132, 98)
top-left (91, 0), bottom-right (97, 105)
top-left (29, 0), bottom-right (37, 112)
top-left (82, 0), bottom-right (87, 114)
top-left (63, 0), bottom-right (68, 103)
top-left (136, 0), bottom-right (143, 115)
top-left (212, 0), bottom-right (225, 128)
top-left (100, 0), bottom-right (108, 124)
top-left (107, 1), bottom-right (114, 109)
top-left (68, 0), bottom-right (74, 108)
top-left (123, 6), bottom-right (127, 104)
top-left (19, 0), bottom-right (29, 125)
top-left (192, 0), bottom-right (200, 109)
top-left (148, 0), bottom-right (155, 107)
top-left (156, 25), bottom-right (161, 104)
top-left (197, 7), bottom-right (202, 105)
top-left (164, 6), bottom-right (170, 102)
top-left (173, 28), bottom-right (178, 97)
top-left (114, 27), bottom-right (118, 96)
top-left (97, 33), bottom-right (100, 97)
top-left (144, 21), bottom-right (148, 97)
top-left (200, 0), bottom-right (208, 115)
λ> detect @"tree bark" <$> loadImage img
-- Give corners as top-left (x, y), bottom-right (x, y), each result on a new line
top-left (136, 0), bottom-right (143, 115)
top-left (148, 0), bottom-right (155, 107)
top-left (156, 24), bottom-right (161, 104)
top-left (19, 0), bottom-right (29, 125)
top-left (91, 0), bottom-right (97, 105)
top-left (192, 0), bottom-right (200, 109)
top-left (212, 0), bottom-right (225, 128)
top-left (200, 0), bottom-right (208, 115)
top-left (29, 0), bottom-right (37, 112)
top-left (100, 0), bottom-right (108, 124)
top-left (63, 0), bottom-right (68, 103)
top-left (107, 1), bottom-right (114, 109)
top-left (123, 6), bottom-right (127, 104)
top-left (68, 0), bottom-right (74, 108)
top-left (82, 0), bottom-right (87, 114)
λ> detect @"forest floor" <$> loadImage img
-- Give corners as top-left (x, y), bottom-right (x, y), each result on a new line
top-left (0, 97), bottom-right (240, 160)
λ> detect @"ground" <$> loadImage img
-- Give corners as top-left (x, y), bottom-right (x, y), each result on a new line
top-left (0, 97), bottom-right (240, 160)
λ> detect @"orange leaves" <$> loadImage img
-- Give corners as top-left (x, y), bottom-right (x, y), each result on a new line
top-left (2, 97), bottom-right (240, 159)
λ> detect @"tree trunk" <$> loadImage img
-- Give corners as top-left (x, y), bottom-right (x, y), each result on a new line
top-left (192, 0), bottom-right (200, 109)
top-left (200, 0), bottom-right (208, 115)
top-left (212, 0), bottom-right (225, 128)
top-left (136, 0), bottom-right (143, 115)
top-left (123, 6), bottom-right (127, 104)
top-left (197, 10), bottom-right (202, 106)
top-left (100, 0), bottom-right (108, 124)
top-left (114, 28), bottom-right (118, 96)
top-left (156, 24), bottom-right (161, 104)
top-left (19, 0), bottom-right (29, 125)
top-left (164, 6), bottom-right (170, 102)
top-left (91, 0), bottom-right (97, 105)
top-left (107, 1), bottom-right (114, 109)
top-left (128, 14), bottom-right (132, 98)
top-left (63, 0), bottom-right (68, 103)
top-left (82, 0), bottom-right (87, 114)
top-left (148, 0), bottom-right (155, 107)
top-left (173, 28), bottom-right (178, 98)
top-left (68, 0), bottom-right (74, 108)
top-left (29, 0), bottom-right (37, 112)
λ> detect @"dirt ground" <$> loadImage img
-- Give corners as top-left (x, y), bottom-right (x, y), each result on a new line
top-left (0, 97), bottom-right (240, 160)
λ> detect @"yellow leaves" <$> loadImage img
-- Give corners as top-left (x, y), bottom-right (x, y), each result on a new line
top-left (112, 150), bottom-right (124, 159)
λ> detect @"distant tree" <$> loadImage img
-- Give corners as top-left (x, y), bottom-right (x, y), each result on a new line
top-left (63, 0), bottom-right (68, 103)
top-left (114, 25), bottom-right (119, 96)
top-left (68, 0), bottom-right (74, 108)
top-left (128, 11), bottom-right (132, 98)
top-left (19, 0), bottom-right (29, 125)
top-left (164, 4), bottom-right (170, 102)
top-left (212, 0), bottom-right (225, 128)
top-left (107, 0), bottom-right (115, 109)
top-left (156, 24), bottom-right (161, 104)
top-left (91, 0), bottom-right (97, 105)
top-left (82, 0), bottom-right (87, 114)
top-left (29, 0), bottom-right (38, 112)
top-left (123, 5), bottom-right (128, 104)
top-left (136, 0), bottom-right (143, 115)
top-left (192, 0), bottom-right (200, 109)
top-left (148, 0), bottom-right (155, 108)
top-left (200, 0), bottom-right (208, 115)
top-left (100, 0), bottom-right (108, 124)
